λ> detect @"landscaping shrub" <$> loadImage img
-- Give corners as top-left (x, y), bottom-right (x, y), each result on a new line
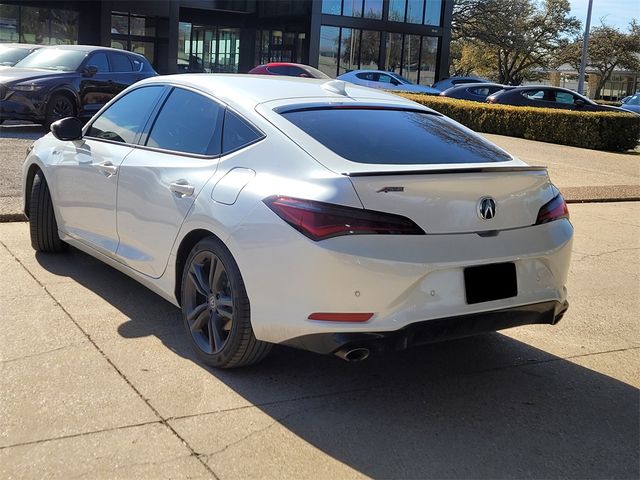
top-left (394, 93), bottom-right (640, 152)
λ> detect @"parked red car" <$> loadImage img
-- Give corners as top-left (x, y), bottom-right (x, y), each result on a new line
top-left (248, 62), bottom-right (329, 79)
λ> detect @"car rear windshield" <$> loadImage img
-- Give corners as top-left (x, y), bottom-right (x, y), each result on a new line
top-left (14, 49), bottom-right (86, 71)
top-left (280, 107), bottom-right (512, 164)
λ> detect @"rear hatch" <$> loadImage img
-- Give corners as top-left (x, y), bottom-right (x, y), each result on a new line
top-left (261, 100), bottom-right (553, 233)
top-left (348, 168), bottom-right (550, 233)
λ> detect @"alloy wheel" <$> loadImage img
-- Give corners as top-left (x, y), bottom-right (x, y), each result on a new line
top-left (184, 251), bottom-right (234, 354)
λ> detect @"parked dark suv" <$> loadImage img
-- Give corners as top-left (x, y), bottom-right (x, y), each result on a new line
top-left (0, 45), bottom-right (156, 127)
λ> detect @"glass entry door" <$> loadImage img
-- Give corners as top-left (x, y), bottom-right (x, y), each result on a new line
top-left (178, 22), bottom-right (240, 73)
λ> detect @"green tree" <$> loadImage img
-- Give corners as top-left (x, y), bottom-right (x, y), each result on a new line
top-left (559, 21), bottom-right (640, 98)
top-left (453, 0), bottom-right (580, 84)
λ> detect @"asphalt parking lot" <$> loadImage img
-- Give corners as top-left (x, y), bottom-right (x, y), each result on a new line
top-left (1, 200), bottom-right (638, 479)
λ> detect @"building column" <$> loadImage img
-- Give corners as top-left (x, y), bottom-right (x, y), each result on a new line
top-left (165, 0), bottom-right (180, 74)
top-left (308, 0), bottom-right (322, 68)
top-left (437, 0), bottom-right (454, 81)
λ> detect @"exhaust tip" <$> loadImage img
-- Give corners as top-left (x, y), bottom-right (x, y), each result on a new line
top-left (335, 347), bottom-right (370, 362)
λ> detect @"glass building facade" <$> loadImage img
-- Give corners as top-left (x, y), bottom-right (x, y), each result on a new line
top-left (0, 0), bottom-right (452, 85)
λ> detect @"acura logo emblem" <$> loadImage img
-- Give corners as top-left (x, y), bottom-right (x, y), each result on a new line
top-left (478, 197), bottom-right (496, 220)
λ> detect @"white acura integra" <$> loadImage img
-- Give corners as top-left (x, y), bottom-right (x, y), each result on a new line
top-left (23, 75), bottom-right (572, 368)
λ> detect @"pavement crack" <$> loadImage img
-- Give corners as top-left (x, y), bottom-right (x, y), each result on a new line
top-left (0, 239), bottom-right (220, 480)
top-left (0, 342), bottom-right (87, 364)
top-left (0, 420), bottom-right (162, 451)
top-left (573, 247), bottom-right (640, 262)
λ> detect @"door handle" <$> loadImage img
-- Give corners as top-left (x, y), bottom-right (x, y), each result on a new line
top-left (97, 161), bottom-right (118, 177)
top-left (169, 180), bottom-right (195, 197)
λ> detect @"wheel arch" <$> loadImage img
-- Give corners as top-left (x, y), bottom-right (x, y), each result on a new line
top-left (174, 228), bottom-right (225, 306)
top-left (47, 88), bottom-right (81, 115)
top-left (24, 163), bottom-right (43, 219)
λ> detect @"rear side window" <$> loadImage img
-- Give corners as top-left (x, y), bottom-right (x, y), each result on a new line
top-left (267, 65), bottom-right (289, 75)
top-left (146, 87), bottom-right (224, 155)
top-left (87, 86), bottom-right (164, 144)
top-left (222, 111), bottom-right (263, 154)
top-left (110, 53), bottom-right (133, 72)
top-left (280, 107), bottom-right (512, 164)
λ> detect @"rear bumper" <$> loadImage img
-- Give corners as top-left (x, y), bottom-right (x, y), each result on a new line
top-left (284, 300), bottom-right (569, 355)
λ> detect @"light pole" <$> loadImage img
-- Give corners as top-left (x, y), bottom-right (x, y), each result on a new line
top-left (577, 0), bottom-right (594, 96)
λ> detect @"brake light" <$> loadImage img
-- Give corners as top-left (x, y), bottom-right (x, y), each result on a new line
top-left (263, 196), bottom-right (425, 241)
top-left (536, 194), bottom-right (569, 224)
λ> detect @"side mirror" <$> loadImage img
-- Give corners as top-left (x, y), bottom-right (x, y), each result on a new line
top-left (574, 99), bottom-right (586, 108)
top-left (82, 65), bottom-right (98, 77)
top-left (51, 117), bottom-right (83, 141)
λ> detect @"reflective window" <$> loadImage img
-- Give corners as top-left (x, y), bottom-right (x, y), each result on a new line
top-left (402, 35), bottom-right (420, 83)
top-left (419, 36), bottom-right (438, 86)
top-left (339, 28), bottom-right (359, 74)
top-left (424, 0), bottom-right (442, 26)
top-left (222, 111), bottom-right (263, 154)
top-left (131, 41), bottom-right (154, 65)
top-left (50, 8), bottom-right (78, 45)
top-left (130, 15), bottom-right (155, 36)
top-left (468, 87), bottom-right (492, 96)
top-left (363, 0), bottom-right (383, 19)
top-left (385, 33), bottom-right (402, 73)
top-left (109, 52), bottom-right (133, 72)
top-left (406, 0), bottom-right (424, 23)
top-left (87, 53), bottom-right (110, 73)
top-left (281, 108), bottom-right (512, 164)
top-left (0, 45), bottom-right (34, 66)
top-left (360, 30), bottom-right (381, 69)
top-left (88, 86), bottom-right (164, 144)
top-left (147, 88), bottom-right (224, 155)
top-left (388, 0), bottom-right (406, 21)
top-left (343, 0), bottom-right (363, 17)
top-left (19, 6), bottom-right (48, 44)
top-left (111, 13), bottom-right (128, 35)
top-left (15, 48), bottom-right (86, 71)
top-left (319, 26), bottom-right (340, 77)
top-left (321, 0), bottom-right (342, 15)
top-left (0, 4), bottom-right (19, 42)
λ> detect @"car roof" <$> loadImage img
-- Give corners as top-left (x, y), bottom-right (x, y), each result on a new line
top-left (136, 74), bottom-right (420, 113)
top-left (0, 43), bottom-right (42, 49)
top-left (39, 44), bottom-right (148, 59)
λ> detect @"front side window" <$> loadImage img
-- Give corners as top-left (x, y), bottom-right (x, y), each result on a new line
top-left (280, 107), bottom-right (513, 164)
top-left (555, 91), bottom-right (575, 104)
top-left (146, 88), bottom-right (224, 155)
top-left (377, 74), bottom-right (394, 84)
top-left (87, 86), bottom-right (164, 144)
top-left (87, 53), bottom-right (109, 73)
top-left (109, 52), bottom-right (133, 72)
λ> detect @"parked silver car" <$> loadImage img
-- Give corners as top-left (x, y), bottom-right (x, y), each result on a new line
top-left (337, 70), bottom-right (440, 94)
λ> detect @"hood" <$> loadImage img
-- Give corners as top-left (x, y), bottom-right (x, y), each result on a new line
top-left (0, 68), bottom-right (75, 85)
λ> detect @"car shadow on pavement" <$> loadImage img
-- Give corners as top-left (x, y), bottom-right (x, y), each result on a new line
top-left (36, 248), bottom-right (639, 479)
top-left (0, 123), bottom-right (47, 140)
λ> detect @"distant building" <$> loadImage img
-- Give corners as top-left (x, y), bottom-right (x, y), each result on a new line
top-left (0, 0), bottom-right (453, 85)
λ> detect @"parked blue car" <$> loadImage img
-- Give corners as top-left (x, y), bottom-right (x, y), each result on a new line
top-left (337, 70), bottom-right (440, 95)
top-left (620, 94), bottom-right (640, 114)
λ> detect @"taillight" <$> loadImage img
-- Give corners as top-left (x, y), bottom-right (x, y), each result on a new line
top-left (536, 194), bottom-right (569, 224)
top-left (263, 196), bottom-right (425, 241)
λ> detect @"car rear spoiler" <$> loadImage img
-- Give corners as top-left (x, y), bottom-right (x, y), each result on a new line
top-left (343, 166), bottom-right (548, 177)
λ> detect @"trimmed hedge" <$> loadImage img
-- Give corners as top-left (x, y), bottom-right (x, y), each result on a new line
top-left (394, 93), bottom-right (640, 152)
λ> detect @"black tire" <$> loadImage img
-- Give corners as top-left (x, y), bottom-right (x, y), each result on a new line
top-left (29, 171), bottom-right (66, 253)
top-left (181, 236), bottom-right (272, 368)
top-left (44, 93), bottom-right (75, 129)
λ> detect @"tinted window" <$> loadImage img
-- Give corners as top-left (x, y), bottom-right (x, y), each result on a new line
top-left (87, 53), bottom-right (109, 73)
top-left (377, 74), bottom-right (393, 84)
top-left (281, 107), bottom-right (512, 164)
top-left (222, 111), bottom-right (263, 154)
top-left (88, 86), bottom-right (164, 144)
top-left (110, 53), bottom-right (133, 72)
top-left (522, 90), bottom-right (546, 101)
top-left (356, 72), bottom-right (375, 81)
top-left (147, 88), bottom-right (223, 155)
top-left (555, 91), bottom-right (575, 104)
top-left (267, 65), bottom-right (289, 75)
top-left (468, 87), bottom-right (491, 96)
top-left (627, 95), bottom-right (640, 106)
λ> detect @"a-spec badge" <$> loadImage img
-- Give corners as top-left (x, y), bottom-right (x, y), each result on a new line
top-left (478, 197), bottom-right (497, 220)
top-left (376, 186), bottom-right (405, 193)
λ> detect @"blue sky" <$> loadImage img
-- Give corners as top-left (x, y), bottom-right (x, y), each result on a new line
top-left (569, 0), bottom-right (639, 32)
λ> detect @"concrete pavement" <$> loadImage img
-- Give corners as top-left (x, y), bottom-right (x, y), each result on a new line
top-left (1, 202), bottom-right (638, 479)
top-left (1, 124), bottom-right (639, 221)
